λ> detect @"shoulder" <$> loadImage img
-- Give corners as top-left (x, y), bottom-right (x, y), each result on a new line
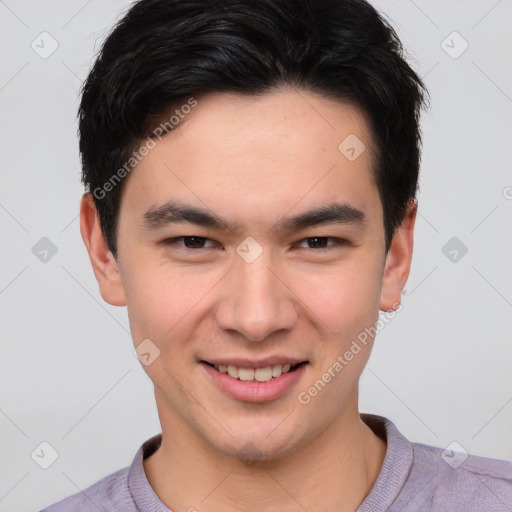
top-left (365, 414), bottom-right (512, 512)
top-left (409, 441), bottom-right (512, 511)
top-left (39, 465), bottom-right (133, 512)
top-left (38, 433), bottom-right (162, 512)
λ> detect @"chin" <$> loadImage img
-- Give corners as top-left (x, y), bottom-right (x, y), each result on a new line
top-left (207, 422), bottom-right (304, 464)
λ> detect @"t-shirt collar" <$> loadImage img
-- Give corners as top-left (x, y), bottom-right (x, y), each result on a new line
top-left (127, 414), bottom-right (414, 512)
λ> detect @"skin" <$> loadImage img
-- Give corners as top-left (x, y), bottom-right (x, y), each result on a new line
top-left (80, 87), bottom-right (416, 512)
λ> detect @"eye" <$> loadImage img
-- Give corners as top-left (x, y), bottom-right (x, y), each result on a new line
top-left (162, 236), bottom-right (349, 252)
top-left (164, 236), bottom-right (218, 249)
top-left (294, 237), bottom-right (349, 250)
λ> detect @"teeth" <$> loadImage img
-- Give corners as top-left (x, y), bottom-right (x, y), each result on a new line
top-left (272, 365), bottom-right (283, 378)
top-left (211, 363), bottom-right (299, 382)
top-left (255, 367), bottom-right (273, 382)
top-left (238, 368), bottom-right (254, 381)
top-left (227, 365), bottom-right (238, 379)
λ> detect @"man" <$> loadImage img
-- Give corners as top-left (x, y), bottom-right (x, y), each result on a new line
top-left (41, 0), bottom-right (512, 510)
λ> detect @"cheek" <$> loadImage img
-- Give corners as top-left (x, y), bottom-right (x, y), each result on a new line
top-left (295, 256), bottom-right (382, 338)
top-left (298, 261), bottom-right (382, 410)
top-left (122, 261), bottom-right (218, 346)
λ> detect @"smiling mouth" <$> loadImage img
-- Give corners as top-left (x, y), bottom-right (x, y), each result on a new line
top-left (201, 361), bottom-right (308, 382)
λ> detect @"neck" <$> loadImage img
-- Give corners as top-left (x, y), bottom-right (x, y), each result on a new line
top-left (143, 393), bottom-right (386, 512)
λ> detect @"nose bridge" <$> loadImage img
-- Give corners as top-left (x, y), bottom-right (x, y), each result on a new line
top-left (215, 245), bottom-right (298, 341)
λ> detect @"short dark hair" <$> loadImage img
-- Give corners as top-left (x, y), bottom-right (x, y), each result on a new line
top-left (78, 0), bottom-right (428, 258)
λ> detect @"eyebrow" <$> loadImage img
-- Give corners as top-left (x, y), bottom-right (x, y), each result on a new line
top-left (142, 200), bottom-right (366, 234)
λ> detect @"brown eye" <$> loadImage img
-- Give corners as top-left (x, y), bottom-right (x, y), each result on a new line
top-left (295, 237), bottom-right (349, 250)
top-left (164, 236), bottom-right (217, 249)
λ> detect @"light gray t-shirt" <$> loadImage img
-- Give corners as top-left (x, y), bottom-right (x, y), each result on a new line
top-left (40, 414), bottom-right (512, 511)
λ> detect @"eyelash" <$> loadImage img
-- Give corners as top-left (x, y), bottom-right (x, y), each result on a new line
top-left (163, 236), bottom-right (350, 252)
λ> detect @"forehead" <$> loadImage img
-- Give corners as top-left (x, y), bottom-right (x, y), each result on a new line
top-left (120, 88), bottom-right (381, 229)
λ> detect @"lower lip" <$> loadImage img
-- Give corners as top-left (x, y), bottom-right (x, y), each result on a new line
top-left (201, 362), bottom-right (308, 403)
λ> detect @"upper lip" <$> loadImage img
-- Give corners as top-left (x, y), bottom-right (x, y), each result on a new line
top-left (201, 357), bottom-right (309, 368)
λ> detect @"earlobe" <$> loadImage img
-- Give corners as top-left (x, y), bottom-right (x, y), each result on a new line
top-left (79, 193), bottom-right (127, 306)
top-left (379, 199), bottom-right (417, 312)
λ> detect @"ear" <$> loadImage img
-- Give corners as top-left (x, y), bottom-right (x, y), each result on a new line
top-left (379, 199), bottom-right (417, 312)
top-left (80, 193), bottom-right (126, 306)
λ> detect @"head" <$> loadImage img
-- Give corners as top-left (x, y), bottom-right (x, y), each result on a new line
top-left (80, 0), bottom-right (427, 462)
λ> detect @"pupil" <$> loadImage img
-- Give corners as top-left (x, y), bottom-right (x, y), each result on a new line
top-left (185, 236), bottom-right (204, 248)
top-left (309, 237), bottom-right (327, 248)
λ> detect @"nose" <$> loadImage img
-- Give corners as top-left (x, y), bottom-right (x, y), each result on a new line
top-left (214, 248), bottom-right (299, 342)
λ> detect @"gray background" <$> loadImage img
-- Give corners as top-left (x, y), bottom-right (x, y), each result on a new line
top-left (0, 1), bottom-right (511, 511)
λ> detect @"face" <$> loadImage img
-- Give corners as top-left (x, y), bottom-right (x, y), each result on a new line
top-left (82, 88), bottom-right (414, 461)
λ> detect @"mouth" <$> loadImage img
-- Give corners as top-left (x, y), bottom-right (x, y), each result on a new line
top-left (201, 361), bottom-right (308, 383)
